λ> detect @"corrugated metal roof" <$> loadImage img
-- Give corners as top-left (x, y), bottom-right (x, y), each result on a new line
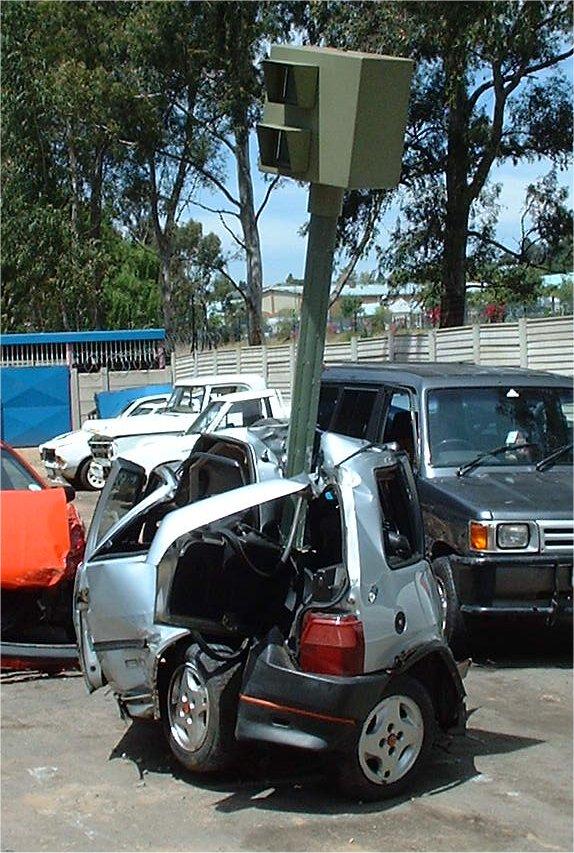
top-left (1, 329), bottom-right (166, 345)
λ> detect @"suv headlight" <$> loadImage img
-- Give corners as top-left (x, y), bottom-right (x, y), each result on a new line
top-left (496, 523), bottom-right (530, 549)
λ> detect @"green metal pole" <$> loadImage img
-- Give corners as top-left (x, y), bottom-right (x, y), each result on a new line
top-left (286, 184), bottom-right (344, 477)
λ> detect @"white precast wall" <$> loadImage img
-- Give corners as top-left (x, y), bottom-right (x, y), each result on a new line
top-left (73, 366), bottom-right (174, 426)
top-left (175, 315), bottom-right (573, 399)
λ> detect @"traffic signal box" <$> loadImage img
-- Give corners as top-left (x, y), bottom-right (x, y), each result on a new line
top-left (257, 45), bottom-right (413, 190)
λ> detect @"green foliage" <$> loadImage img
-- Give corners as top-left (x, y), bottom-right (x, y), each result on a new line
top-left (102, 235), bottom-right (161, 330)
top-left (305, 1), bottom-right (573, 325)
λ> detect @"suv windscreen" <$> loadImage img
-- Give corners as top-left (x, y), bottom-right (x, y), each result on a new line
top-left (427, 386), bottom-right (573, 468)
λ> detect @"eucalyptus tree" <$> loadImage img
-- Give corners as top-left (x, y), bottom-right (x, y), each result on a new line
top-left (297, 1), bottom-right (573, 326)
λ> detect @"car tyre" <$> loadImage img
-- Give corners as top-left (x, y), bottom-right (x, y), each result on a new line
top-left (431, 555), bottom-right (469, 659)
top-left (161, 643), bottom-right (243, 774)
top-left (75, 458), bottom-right (104, 492)
top-left (336, 675), bottom-right (435, 802)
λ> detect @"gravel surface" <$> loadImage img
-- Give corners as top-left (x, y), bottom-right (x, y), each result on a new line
top-left (2, 449), bottom-right (572, 851)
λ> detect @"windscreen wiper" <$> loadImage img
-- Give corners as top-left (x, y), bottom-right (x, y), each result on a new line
top-left (535, 442), bottom-right (573, 472)
top-left (457, 442), bottom-right (539, 477)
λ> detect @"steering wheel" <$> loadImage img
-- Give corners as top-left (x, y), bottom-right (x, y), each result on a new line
top-left (437, 438), bottom-right (472, 451)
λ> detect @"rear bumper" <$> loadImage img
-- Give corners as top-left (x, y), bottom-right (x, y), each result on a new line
top-left (235, 638), bottom-right (465, 754)
top-left (451, 553), bottom-right (573, 617)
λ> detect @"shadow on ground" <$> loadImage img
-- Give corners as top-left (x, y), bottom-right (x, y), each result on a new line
top-left (465, 621), bottom-right (572, 669)
top-left (108, 624), bottom-right (568, 812)
top-left (110, 714), bottom-right (542, 816)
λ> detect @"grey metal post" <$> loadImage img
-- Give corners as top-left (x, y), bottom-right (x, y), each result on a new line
top-left (285, 184), bottom-right (344, 477)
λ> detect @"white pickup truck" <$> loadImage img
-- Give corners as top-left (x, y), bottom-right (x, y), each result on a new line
top-left (40, 374), bottom-right (267, 491)
top-left (88, 388), bottom-right (287, 484)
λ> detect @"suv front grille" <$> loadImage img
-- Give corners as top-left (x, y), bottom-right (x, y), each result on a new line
top-left (538, 520), bottom-right (574, 554)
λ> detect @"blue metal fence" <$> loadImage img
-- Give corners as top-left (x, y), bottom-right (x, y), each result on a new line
top-left (1, 366), bottom-right (72, 446)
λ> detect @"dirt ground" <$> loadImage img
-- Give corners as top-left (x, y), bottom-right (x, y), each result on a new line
top-left (1, 451), bottom-right (572, 852)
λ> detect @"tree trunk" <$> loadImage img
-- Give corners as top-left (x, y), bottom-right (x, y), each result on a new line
top-left (440, 216), bottom-right (468, 327)
top-left (235, 128), bottom-right (264, 346)
top-left (159, 250), bottom-right (177, 351)
top-left (90, 144), bottom-right (105, 327)
top-left (440, 69), bottom-right (471, 328)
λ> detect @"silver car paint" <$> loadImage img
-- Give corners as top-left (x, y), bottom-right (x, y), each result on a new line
top-left (75, 476), bottom-right (308, 712)
top-left (76, 431), bottom-right (443, 717)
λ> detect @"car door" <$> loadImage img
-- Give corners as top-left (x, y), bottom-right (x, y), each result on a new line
top-left (74, 460), bottom-right (179, 691)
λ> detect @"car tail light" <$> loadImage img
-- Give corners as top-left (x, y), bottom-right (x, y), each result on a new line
top-left (299, 612), bottom-right (364, 677)
top-left (65, 504), bottom-right (86, 580)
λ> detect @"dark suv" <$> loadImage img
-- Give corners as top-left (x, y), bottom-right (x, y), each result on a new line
top-left (319, 363), bottom-right (573, 654)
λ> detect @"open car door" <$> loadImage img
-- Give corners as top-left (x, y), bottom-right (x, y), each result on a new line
top-left (74, 459), bottom-right (179, 691)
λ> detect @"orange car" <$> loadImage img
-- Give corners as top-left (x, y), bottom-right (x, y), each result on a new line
top-left (0, 441), bottom-right (85, 670)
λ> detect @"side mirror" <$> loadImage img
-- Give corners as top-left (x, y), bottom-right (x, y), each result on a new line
top-left (386, 530), bottom-right (412, 560)
top-left (63, 484), bottom-right (76, 503)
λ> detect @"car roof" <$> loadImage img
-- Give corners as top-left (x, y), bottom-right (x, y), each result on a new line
top-left (322, 361), bottom-right (570, 389)
top-left (208, 389), bottom-right (275, 403)
top-left (174, 373), bottom-right (265, 388)
top-left (128, 392), bottom-right (170, 405)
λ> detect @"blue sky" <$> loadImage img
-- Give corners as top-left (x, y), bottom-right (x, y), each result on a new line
top-left (190, 148), bottom-right (572, 287)
top-left (187, 56), bottom-right (573, 288)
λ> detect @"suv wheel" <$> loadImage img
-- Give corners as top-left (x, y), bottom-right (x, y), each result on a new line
top-left (431, 556), bottom-right (469, 659)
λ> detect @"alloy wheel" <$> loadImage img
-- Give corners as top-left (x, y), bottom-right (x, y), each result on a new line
top-left (168, 663), bottom-right (210, 753)
top-left (358, 694), bottom-right (424, 785)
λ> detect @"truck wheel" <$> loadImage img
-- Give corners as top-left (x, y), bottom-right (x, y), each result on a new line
top-left (431, 556), bottom-right (469, 659)
top-left (75, 459), bottom-right (104, 492)
top-left (161, 643), bottom-right (243, 774)
top-left (336, 675), bottom-right (434, 801)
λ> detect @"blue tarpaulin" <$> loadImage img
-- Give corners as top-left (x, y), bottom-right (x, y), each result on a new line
top-left (94, 385), bottom-right (172, 419)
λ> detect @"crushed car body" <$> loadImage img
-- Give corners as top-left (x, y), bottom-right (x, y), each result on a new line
top-left (74, 427), bottom-right (466, 799)
top-left (1, 441), bottom-right (86, 671)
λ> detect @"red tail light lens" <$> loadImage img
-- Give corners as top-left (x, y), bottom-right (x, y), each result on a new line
top-left (300, 612), bottom-right (365, 677)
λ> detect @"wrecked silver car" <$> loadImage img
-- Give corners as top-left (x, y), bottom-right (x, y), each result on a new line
top-left (74, 428), bottom-right (465, 800)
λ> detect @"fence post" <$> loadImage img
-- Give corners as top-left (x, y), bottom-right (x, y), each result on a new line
top-left (193, 350), bottom-right (198, 377)
top-left (388, 328), bottom-right (395, 362)
top-left (170, 351), bottom-right (177, 383)
top-left (261, 344), bottom-right (268, 383)
top-left (350, 336), bottom-right (358, 362)
top-left (70, 368), bottom-right (80, 430)
top-left (101, 366), bottom-right (110, 391)
top-left (214, 348), bottom-right (219, 374)
top-left (472, 324), bottom-right (481, 364)
top-left (519, 317), bottom-right (528, 367)
top-left (289, 340), bottom-right (296, 394)
top-left (428, 328), bottom-right (437, 361)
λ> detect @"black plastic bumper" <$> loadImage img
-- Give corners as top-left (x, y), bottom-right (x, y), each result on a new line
top-left (235, 637), bottom-right (465, 754)
top-left (450, 553), bottom-right (573, 617)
